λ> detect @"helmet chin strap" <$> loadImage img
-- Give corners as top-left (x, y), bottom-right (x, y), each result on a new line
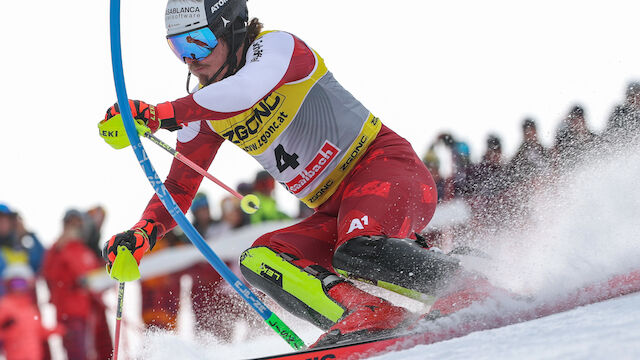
top-left (186, 71), bottom-right (193, 93)
top-left (186, 20), bottom-right (249, 93)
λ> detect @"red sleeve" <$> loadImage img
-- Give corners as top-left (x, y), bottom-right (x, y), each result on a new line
top-left (171, 34), bottom-right (316, 124)
top-left (138, 122), bottom-right (225, 237)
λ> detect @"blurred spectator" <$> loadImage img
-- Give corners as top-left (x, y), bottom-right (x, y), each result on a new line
top-left (434, 133), bottom-right (473, 200)
top-left (604, 81), bottom-right (640, 141)
top-left (190, 192), bottom-right (221, 239)
top-left (0, 203), bottom-right (45, 297)
top-left (140, 228), bottom-right (187, 330)
top-left (508, 118), bottom-right (550, 185)
top-left (0, 265), bottom-right (62, 360)
top-left (42, 209), bottom-right (112, 360)
top-left (467, 135), bottom-right (510, 229)
top-left (422, 146), bottom-right (446, 202)
top-left (84, 206), bottom-right (107, 260)
top-left (250, 171), bottom-right (290, 224)
top-left (14, 214), bottom-right (46, 275)
top-left (214, 196), bottom-right (250, 232)
top-left (552, 105), bottom-right (597, 167)
top-left (236, 183), bottom-right (254, 224)
top-left (236, 182), bottom-right (254, 196)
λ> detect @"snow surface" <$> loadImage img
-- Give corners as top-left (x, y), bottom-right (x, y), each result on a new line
top-left (128, 290), bottom-right (640, 360)
top-left (371, 291), bottom-right (640, 360)
top-left (109, 141), bottom-right (640, 360)
top-left (33, 140), bottom-right (639, 360)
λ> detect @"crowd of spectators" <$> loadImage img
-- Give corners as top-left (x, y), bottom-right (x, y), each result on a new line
top-left (2, 81), bottom-right (636, 359)
top-left (0, 167), bottom-right (300, 358)
top-left (421, 81), bottom-right (640, 249)
top-left (0, 204), bottom-right (108, 360)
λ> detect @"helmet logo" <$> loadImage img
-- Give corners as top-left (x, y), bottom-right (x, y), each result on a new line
top-left (210, 0), bottom-right (230, 14)
top-left (166, 6), bottom-right (201, 16)
top-left (221, 16), bottom-right (230, 27)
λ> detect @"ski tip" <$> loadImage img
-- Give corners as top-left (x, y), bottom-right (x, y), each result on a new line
top-left (110, 246), bottom-right (141, 282)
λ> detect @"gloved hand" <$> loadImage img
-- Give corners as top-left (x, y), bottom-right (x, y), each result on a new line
top-left (98, 100), bottom-right (179, 149)
top-left (103, 219), bottom-right (158, 269)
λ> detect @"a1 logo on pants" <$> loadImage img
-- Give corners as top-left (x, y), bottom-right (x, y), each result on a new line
top-left (346, 215), bottom-right (369, 234)
top-left (340, 210), bottom-right (381, 239)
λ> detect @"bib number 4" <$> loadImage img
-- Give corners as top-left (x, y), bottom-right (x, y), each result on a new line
top-left (274, 144), bottom-right (299, 172)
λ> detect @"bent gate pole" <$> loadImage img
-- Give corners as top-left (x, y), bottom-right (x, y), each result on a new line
top-left (108, 0), bottom-right (305, 350)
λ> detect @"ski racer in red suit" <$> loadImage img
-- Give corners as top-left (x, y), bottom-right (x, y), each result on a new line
top-left (99, 0), bottom-right (460, 347)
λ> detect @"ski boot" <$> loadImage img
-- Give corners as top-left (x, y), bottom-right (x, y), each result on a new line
top-left (239, 246), bottom-right (413, 348)
top-left (310, 282), bottom-right (414, 348)
top-left (332, 235), bottom-right (462, 303)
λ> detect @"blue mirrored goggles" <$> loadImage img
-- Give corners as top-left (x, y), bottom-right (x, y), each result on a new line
top-left (167, 27), bottom-right (219, 63)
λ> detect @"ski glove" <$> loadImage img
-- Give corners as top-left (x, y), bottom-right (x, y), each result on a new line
top-left (103, 219), bottom-right (158, 269)
top-left (98, 100), bottom-right (179, 149)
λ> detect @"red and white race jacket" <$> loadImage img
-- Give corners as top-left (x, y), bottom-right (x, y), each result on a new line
top-left (142, 30), bottom-right (381, 234)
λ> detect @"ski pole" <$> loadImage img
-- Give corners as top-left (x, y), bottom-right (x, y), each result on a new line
top-left (109, 246), bottom-right (142, 360)
top-left (109, 0), bottom-right (306, 350)
top-left (142, 132), bottom-right (259, 214)
top-left (113, 282), bottom-right (125, 360)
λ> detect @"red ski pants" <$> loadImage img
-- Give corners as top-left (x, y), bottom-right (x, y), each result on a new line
top-left (252, 125), bottom-right (437, 270)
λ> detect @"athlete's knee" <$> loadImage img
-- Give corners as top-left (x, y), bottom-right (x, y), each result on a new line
top-left (332, 235), bottom-right (394, 272)
top-left (250, 230), bottom-right (276, 249)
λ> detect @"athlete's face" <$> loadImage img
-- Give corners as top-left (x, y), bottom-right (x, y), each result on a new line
top-left (185, 39), bottom-right (230, 85)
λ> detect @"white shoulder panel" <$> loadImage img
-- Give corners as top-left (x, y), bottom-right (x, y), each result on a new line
top-left (192, 31), bottom-right (295, 113)
top-left (177, 120), bottom-right (201, 143)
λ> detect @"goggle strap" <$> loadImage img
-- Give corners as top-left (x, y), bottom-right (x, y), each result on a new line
top-left (202, 22), bottom-right (248, 87)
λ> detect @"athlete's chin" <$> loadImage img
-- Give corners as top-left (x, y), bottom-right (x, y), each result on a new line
top-left (188, 64), bottom-right (207, 76)
top-left (194, 72), bottom-right (224, 86)
top-left (190, 72), bottom-right (210, 85)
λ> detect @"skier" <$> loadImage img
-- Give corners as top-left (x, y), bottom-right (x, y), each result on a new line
top-left (99, 0), bottom-right (459, 346)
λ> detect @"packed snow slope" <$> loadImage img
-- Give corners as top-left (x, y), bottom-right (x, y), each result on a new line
top-left (127, 140), bottom-right (640, 360)
top-left (371, 291), bottom-right (640, 360)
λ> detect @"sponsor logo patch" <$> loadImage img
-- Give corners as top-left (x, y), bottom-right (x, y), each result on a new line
top-left (210, 0), bottom-right (230, 14)
top-left (259, 263), bottom-right (283, 287)
top-left (250, 39), bottom-right (264, 62)
top-left (217, 92), bottom-right (289, 153)
top-left (286, 141), bottom-right (339, 194)
top-left (165, 5), bottom-right (203, 25)
top-left (100, 130), bottom-right (118, 138)
top-left (166, 6), bottom-right (201, 16)
top-left (346, 215), bottom-right (369, 234)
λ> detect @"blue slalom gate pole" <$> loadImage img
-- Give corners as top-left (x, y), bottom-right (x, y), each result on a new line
top-left (108, 0), bottom-right (305, 350)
